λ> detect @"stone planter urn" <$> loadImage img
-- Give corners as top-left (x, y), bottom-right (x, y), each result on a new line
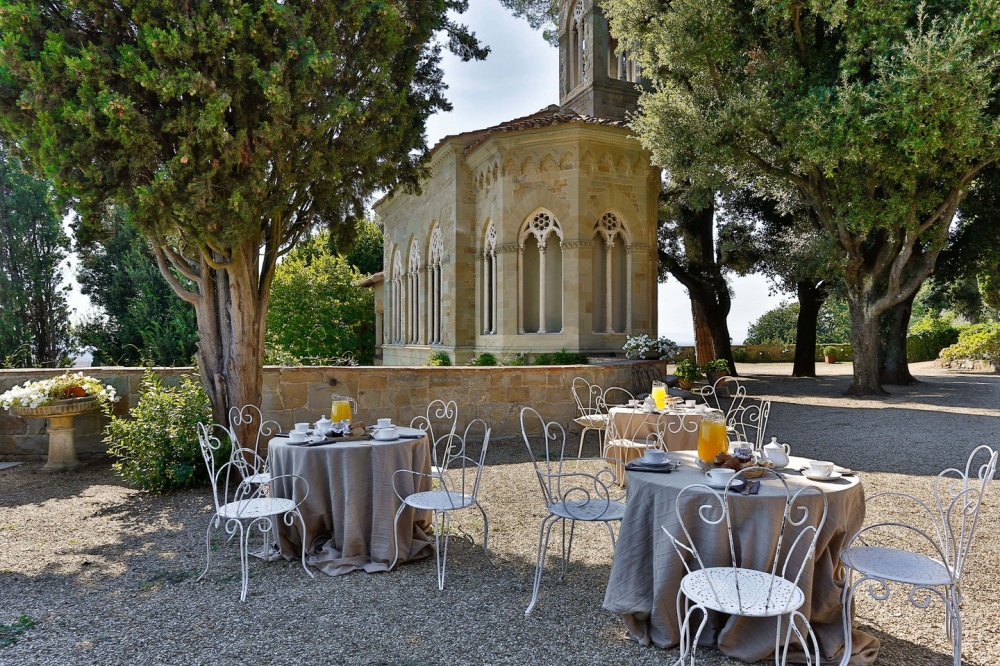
top-left (12, 396), bottom-right (102, 471)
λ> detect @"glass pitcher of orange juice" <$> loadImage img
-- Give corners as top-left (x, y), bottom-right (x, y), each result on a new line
top-left (697, 409), bottom-right (729, 463)
top-left (331, 395), bottom-right (353, 423)
top-left (651, 381), bottom-right (668, 410)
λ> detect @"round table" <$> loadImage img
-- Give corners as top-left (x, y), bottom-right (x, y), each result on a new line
top-left (269, 427), bottom-right (434, 576)
top-left (605, 407), bottom-right (701, 483)
top-left (603, 452), bottom-right (880, 665)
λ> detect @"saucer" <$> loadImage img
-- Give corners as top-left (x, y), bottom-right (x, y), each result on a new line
top-left (705, 477), bottom-right (747, 490)
top-left (804, 471), bottom-right (843, 482)
top-left (373, 431), bottom-right (398, 441)
top-left (634, 455), bottom-right (671, 466)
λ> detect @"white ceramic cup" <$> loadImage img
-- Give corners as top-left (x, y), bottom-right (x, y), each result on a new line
top-left (375, 426), bottom-right (397, 440)
top-left (294, 422), bottom-right (310, 433)
top-left (808, 460), bottom-right (835, 477)
top-left (288, 431), bottom-right (307, 443)
top-left (645, 449), bottom-right (667, 464)
top-left (627, 399), bottom-right (640, 408)
top-left (685, 399), bottom-right (697, 408)
top-left (377, 418), bottom-right (393, 429)
top-left (705, 468), bottom-right (736, 486)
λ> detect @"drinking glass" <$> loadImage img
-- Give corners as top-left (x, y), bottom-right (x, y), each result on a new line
top-left (651, 381), bottom-right (668, 410)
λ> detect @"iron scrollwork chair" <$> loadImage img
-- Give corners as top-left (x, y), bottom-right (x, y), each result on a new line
top-left (196, 422), bottom-right (314, 601)
top-left (838, 445), bottom-right (998, 666)
top-left (650, 410), bottom-right (701, 452)
top-left (599, 386), bottom-right (642, 460)
top-left (390, 419), bottom-right (491, 590)
top-left (520, 406), bottom-right (626, 616)
top-left (665, 468), bottom-right (828, 665)
top-left (227, 404), bottom-right (281, 487)
top-left (410, 399), bottom-right (459, 474)
top-left (570, 377), bottom-right (608, 459)
top-left (726, 399), bottom-right (771, 451)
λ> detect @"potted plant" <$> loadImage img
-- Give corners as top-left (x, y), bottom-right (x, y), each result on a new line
top-left (703, 358), bottom-right (731, 385)
top-left (672, 358), bottom-right (703, 390)
top-left (823, 346), bottom-right (838, 364)
top-left (623, 334), bottom-right (679, 360)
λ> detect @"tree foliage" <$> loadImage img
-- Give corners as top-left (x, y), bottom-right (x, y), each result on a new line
top-left (745, 299), bottom-right (851, 346)
top-left (0, 145), bottom-right (73, 368)
top-left (76, 211), bottom-right (198, 366)
top-left (604, 0), bottom-right (1000, 394)
top-left (0, 1), bottom-right (485, 428)
top-left (265, 233), bottom-right (375, 366)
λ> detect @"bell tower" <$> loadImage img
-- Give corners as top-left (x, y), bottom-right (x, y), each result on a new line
top-left (559, 0), bottom-right (641, 121)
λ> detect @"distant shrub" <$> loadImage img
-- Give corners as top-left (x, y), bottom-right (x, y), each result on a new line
top-left (106, 369), bottom-right (215, 492)
top-left (534, 348), bottom-right (589, 365)
top-left (427, 351), bottom-right (452, 366)
top-left (731, 346), bottom-right (749, 362)
top-left (940, 326), bottom-right (1000, 368)
top-left (470, 352), bottom-right (498, 366)
top-left (506, 352), bottom-right (529, 366)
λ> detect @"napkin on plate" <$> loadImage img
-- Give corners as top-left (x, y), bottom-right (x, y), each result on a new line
top-left (625, 460), bottom-right (677, 473)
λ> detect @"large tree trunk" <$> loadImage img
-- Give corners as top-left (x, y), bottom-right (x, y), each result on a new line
top-left (879, 291), bottom-right (917, 385)
top-left (792, 280), bottom-right (827, 377)
top-left (846, 297), bottom-right (888, 395)
top-left (691, 299), bottom-right (714, 365)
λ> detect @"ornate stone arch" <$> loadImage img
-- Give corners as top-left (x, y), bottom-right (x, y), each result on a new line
top-left (481, 220), bottom-right (499, 335)
top-left (591, 210), bottom-right (633, 334)
top-left (518, 209), bottom-right (564, 250)
top-left (518, 209), bottom-right (564, 334)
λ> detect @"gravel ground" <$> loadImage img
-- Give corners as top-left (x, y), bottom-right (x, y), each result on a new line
top-left (1, 362), bottom-right (998, 665)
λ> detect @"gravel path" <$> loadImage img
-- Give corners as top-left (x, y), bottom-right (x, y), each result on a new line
top-left (1, 362), bottom-right (998, 665)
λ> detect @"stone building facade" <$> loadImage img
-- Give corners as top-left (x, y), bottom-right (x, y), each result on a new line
top-left (373, 0), bottom-right (659, 365)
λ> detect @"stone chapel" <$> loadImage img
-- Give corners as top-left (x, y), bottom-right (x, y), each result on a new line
top-left (370, 0), bottom-right (660, 365)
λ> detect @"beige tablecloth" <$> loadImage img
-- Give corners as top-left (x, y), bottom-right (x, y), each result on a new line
top-left (269, 429), bottom-right (434, 576)
top-left (604, 452), bottom-right (880, 665)
top-left (607, 407), bottom-right (701, 452)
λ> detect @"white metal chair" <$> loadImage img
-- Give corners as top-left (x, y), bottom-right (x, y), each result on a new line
top-left (410, 399), bottom-right (459, 474)
top-left (227, 404), bottom-right (281, 487)
top-left (699, 375), bottom-right (749, 415)
top-left (571, 377), bottom-right (608, 458)
top-left (838, 445), bottom-right (998, 666)
top-left (650, 410), bottom-right (701, 452)
top-left (520, 406), bottom-right (626, 616)
top-left (390, 419), bottom-right (491, 590)
top-left (599, 386), bottom-right (642, 460)
top-left (195, 422), bottom-right (314, 601)
top-left (726, 399), bottom-right (771, 450)
top-left (665, 467), bottom-right (828, 665)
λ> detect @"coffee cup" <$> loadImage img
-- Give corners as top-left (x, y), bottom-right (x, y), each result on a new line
top-left (808, 460), bottom-right (835, 477)
top-left (288, 430), bottom-right (307, 443)
top-left (685, 399), bottom-right (696, 408)
top-left (705, 468), bottom-right (736, 486)
top-left (294, 422), bottom-right (310, 433)
top-left (645, 449), bottom-right (668, 464)
top-left (377, 418), bottom-right (393, 429)
top-left (374, 426), bottom-right (397, 440)
top-left (627, 399), bottom-right (640, 408)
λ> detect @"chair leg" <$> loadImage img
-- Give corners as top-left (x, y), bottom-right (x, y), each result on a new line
top-left (947, 585), bottom-right (963, 666)
top-left (238, 521), bottom-right (251, 602)
top-left (435, 510), bottom-right (451, 591)
top-left (292, 510), bottom-right (314, 578)
top-left (196, 517), bottom-right (217, 583)
top-left (576, 426), bottom-right (591, 459)
top-left (475, 501), bottom-right (492, 565)
top-left (560, 519), bottom-right (576, 581)
top-left (389, 502), bottom-right (407, 571)
top-left (526, 514), bottom-right (559, 616)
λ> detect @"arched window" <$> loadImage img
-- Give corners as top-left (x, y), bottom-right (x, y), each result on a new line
top-left (391, 249), bottom-right (403, 343)
top-left (592, 212), bottom-right (631, 333)
top-left (483, 222), bottom-right (498, 335)
top-left (428, 228), bottom-right (444, 344)
top-left (568, 1), bottom-right (586, 90)
top-left (607, 37), bottom-right (640, 83)
top-left (519, 211), bottom-right (563, 334)
top-left (407, 240), bottom-right (421, 344)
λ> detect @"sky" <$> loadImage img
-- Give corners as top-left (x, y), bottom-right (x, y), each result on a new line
top-left (64, 0), bottom-right (785, 345)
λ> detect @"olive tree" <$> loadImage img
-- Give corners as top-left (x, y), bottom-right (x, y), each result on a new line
top-left (605, 0), bottom-right (1000, 394)
top-left (0, 1), bottom-right (485, 426)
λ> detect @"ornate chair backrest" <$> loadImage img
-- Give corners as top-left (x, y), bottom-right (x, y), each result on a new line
top-left (571, 377), bottom-right (604, 420)
top-left (520, 406), bottom-right (619, 520)
top-left (228, 404), bottom-right (281, 462)
top-left (649, 411), bottom-right (700, 451)
top-left (437, 418), bottom-right (491, 503)
top-left (726, 399), bottom-right (771, 450)
top-left (410, 399), bottom-right (459, 469)
top-left (700, 376), bottom-right (749, 420)
top-left (856, 445), bottom-right (998, 583)
top-left (666, 468), bottom-right (828, 615)
top-left (600, 386), bottom-right (639, 443)
top-left (197, 421), bottom-right (233, 515)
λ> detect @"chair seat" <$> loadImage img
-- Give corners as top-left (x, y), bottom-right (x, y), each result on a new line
top-left (403, 490), bottom-right (474, 512)
top-left (681, 567), bottom-right (806, 617)
top-left (604, 438), bottom-right (649, 451)
top-left (841, 546), bottom-right (955, 586)
top-left (219, 497), bottom-right (296, 520)
top-left (574, 414), bottom-right (608, 429)
top-left (551, 498), bottom-right (626, 522)
top-left (243, 472), bottom-right (271, 486)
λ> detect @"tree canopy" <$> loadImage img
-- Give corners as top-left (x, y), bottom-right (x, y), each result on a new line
top-left (0, 1), bottom-right (485, 424)
top-left (604, 0), bottom-right (1000, 393)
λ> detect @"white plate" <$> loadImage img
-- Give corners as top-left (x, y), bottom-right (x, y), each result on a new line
top-left (704, 477), bottom-right (747, 490)
top-left (804, 471), bottom-right (843, 482)
top-left (633, 455), bottom-right (671, 466)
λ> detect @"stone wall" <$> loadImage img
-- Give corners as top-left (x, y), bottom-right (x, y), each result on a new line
top-left (0, 361), bottom-right (666, 462)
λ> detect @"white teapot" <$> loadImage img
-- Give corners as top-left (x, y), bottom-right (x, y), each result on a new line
top-left (762, 437), bottom-right (790, 467)
top-left (314, 415), bottom-right (333, 437)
